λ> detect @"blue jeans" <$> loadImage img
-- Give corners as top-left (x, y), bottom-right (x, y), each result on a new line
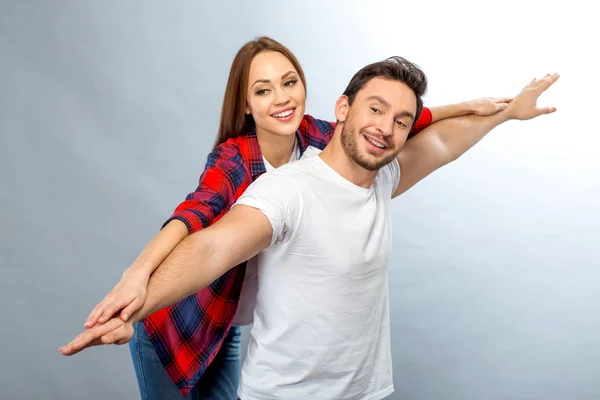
top-left (129, 322), bottom-right (242, 400)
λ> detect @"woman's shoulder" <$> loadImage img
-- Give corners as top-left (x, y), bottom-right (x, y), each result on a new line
top-left (299, 114), bottom-right (336, 148)
top-left (301, 114), bottom-right (336, 131)
top-left (204, 135), bottom-right (255, 170)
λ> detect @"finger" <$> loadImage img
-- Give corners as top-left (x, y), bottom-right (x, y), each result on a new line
top-left (492, 102), bottom-right (509, 113)
top-left (535, 73), bottom-right (560, 91)
top-left (60, 319), bottom-right (123, 355)
top-left (85, 294), bottom-right (114, 328)
top-left (84, 304), bottom-right (102, 328)
top-left (59, 338), bottom-right (103, 356)
top-left (76, 320), bottom-right (122, 349)
top-left (98, 296), bottom-right (129, 324)
top-left (493, 97), bottom-right (513, 104)
top-left (120, 296), bottom-right (142, 322)
top-left (544, 73), bottom-right (560, 87)
top-left (100, 324), bottom-right (130, 345)
top-left (536, 106), bottom-right (557, 116)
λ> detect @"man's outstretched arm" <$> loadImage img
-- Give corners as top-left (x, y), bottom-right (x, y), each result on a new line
top-left (137, 204), bottom-right (271, 318)
top-left (59, 204), bottom-right (272, 355)
top-left (393, 73), bottom-right (559, 198)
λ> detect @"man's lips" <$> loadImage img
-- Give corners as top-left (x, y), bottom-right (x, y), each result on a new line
top-left (362, 133), bottom-right (388, 150)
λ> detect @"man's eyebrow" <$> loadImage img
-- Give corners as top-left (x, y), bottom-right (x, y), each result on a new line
top-left (367, 95), bottom-right (415, 121)
top-left (367, 95), bottom-right (391, 109)
top-left (396, 110), bottom-right (415, 122)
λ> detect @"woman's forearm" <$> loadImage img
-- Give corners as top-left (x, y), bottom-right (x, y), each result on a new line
top-left (429, 102), bottom-right (475, 123)
top-left (128, 219), bottom-right (190, 276)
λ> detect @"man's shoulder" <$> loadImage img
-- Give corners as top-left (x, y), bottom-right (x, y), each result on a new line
top-left (374, 158), bottom-right (401, 194)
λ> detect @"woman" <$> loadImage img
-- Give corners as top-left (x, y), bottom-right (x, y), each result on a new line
top-left (82, 37), bottom-right (507, 399)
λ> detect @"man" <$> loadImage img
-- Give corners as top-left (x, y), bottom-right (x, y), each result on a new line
top-left (61, 57), bottom-right (558, 399)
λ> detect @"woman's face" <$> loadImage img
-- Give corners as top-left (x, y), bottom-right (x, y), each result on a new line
top-left (246, 51), bottom-right (306, 139)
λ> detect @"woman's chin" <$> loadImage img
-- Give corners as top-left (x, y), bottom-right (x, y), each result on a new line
top-left (259, 125), bottom-right (301, 138)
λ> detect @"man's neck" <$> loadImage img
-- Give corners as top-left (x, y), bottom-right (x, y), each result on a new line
top-left (319, 132), bottom-right (378, 189)
top-left (256, 127), bottom-right (296, 168)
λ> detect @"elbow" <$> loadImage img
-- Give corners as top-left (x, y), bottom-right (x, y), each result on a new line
top-left (446, 147), bottom-right (461, 164)
top-left (432, 132), bottom-right (459, 166)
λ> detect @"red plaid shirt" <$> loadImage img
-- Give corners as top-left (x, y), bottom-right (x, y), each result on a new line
top-left (143, 109), bottom-right (433, 396)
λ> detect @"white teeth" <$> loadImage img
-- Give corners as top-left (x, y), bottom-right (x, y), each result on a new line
top-left (366, 136), bottom-right (385, 149)
top-left (272, 109), bottom-right (294, 118)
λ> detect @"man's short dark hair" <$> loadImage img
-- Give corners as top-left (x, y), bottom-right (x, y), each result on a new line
top-left (342, 56), bottom-right (428, 125)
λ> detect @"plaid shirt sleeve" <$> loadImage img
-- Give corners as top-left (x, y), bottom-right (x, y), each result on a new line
top-left (408, 106), bottom-right (432, 138)
top-left (163, 143), bottom-right (248, 233)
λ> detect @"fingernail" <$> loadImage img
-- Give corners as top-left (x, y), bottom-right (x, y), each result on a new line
top-left (122, 313), bottom-right (129, 321)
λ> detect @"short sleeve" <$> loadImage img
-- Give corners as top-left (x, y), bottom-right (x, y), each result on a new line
top-left (233, 170), bottom-right (302, 246)
top-left (378, 158), bottom-right (401, 197)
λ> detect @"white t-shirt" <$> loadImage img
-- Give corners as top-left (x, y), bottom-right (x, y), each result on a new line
top-left (232, 139), bottom-right (301, 326)
top-left (234, 146), bottom-right (401, 400)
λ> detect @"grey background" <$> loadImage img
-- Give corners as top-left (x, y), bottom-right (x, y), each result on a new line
top-left (1, 1), bottom-right (599, 399)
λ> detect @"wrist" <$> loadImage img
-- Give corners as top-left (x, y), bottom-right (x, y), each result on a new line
top-left (491, 108), bottom-right (512, 126)
top-left (130, 297), bottom-right (155, 325)
top-left (128, 260), bottom-right (154, 277)
top-left (461, 100), bottom-right (478, 115)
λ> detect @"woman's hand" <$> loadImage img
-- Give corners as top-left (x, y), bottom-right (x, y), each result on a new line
top-left (83, 267), bottom-right (150, 328)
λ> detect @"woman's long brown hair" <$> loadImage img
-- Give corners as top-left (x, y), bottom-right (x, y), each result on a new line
top-left (213, 36), bottom-right (307, 149)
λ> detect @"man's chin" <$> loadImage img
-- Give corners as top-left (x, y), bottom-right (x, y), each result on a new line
top-left (354, 153), bottom-right (396, 171)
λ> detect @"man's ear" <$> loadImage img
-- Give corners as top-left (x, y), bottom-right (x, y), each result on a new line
top-left (334, 95), bottom-right (350, 122)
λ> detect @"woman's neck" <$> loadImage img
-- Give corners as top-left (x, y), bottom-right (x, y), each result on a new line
top-left (256, 127), bottom-right (296, 168)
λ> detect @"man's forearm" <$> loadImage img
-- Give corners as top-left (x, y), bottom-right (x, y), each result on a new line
top-left (129, 205), bottom-right (273, 324)
top-left (131, 232), bottom-right (219, 323)
top-left (434, 109), bottom-right (511, 161)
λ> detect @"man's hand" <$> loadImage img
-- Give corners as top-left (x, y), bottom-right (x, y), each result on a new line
top-left (59, 317), bottom-right (134, 356)
top-left (507, 73), bottom-right (559, 120)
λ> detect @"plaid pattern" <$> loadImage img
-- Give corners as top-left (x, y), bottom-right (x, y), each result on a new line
top-left (143, 109), bottom-right (433, 396)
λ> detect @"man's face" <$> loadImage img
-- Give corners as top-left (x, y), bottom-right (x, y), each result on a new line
top-left (339, 77), bottom-right (417, 171)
